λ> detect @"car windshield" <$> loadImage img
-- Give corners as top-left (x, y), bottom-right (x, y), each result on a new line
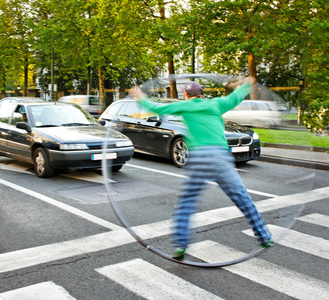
top-left (29, 104), bottom-right (97, 127)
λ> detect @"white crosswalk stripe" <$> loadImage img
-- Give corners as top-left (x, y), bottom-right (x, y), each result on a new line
top-left (188, 240), bottom-right (329, 300)
top-left (0, 281), bottom-right (76, 300)
top-left (243, 224), bottom-right (329, 260)
top-left (96, 258), bottom-right (223, 300)
top-left (297, 213), bottom-right (329, 228)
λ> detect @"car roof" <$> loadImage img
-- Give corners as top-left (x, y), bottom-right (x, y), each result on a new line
top-left (1, 101), bottom-right (76, 108)
top-left (0, 97), bottom-right (43, 101)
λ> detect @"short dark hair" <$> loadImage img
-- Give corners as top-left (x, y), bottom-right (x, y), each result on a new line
top-left (185, 90), bottom-right (202, 97)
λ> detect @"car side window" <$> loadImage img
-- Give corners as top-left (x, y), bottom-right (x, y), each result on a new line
top-left (122, 102), bottom-right (140, 118)
top-left (140, 106), bottom-right (158, 120)
top-left (11, 105), bottom-right (26, 125)
top-left (107, 102), bottom-right (124, 116)
top-left (233, 102), bottom-right (250, 111)
top-left (89, 97), bottom-right (99, 106)
top-left (250, 103), bottom-right (261, 111)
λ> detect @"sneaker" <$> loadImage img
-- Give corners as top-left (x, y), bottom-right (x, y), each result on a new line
top-left (172, 248), bottom-right (186, 261)
top-left (262, 239), bottom-right (275, 248)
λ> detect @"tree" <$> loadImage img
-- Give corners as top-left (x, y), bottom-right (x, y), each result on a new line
top-left (0, 0), bottom-right (34, 95)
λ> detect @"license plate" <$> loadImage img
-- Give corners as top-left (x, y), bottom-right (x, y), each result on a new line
top-left (231, 146), bottom-right (249, 153)
top-left (91, 153), bottom-right (117, 160)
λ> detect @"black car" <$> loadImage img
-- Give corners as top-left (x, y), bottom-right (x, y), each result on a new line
top-left (99, 99), bottom-right (261, 167)
top-left (0, 101), bottom-right (134, 177)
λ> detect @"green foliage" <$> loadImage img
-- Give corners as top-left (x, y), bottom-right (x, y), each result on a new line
top-left (0, 0), bottom-right (328, 133)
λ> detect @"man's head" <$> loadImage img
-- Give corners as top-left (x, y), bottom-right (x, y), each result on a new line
top-left (183, 81), bottom-right (203, 98)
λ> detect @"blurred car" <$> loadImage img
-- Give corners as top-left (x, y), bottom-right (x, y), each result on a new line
top-left (57, 95), bottom-right (102, 117)
top-left (222, 100), bottom-right (282, 128)
top-left (0, 101), bottom-right (134, 177)
top-left (99, 99), bottom-right (261, 167)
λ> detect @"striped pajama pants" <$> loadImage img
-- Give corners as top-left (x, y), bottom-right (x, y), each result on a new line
top-left (172, 146), bottom-right (272, 249)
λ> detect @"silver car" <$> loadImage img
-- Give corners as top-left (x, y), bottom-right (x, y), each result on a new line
top-left (222, 100), bottom-right (282, 128)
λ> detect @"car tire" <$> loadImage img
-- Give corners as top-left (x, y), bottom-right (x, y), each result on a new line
top-left (171, 137), bottom-right (188, 168)
top-left (112, 165), bottom-right (123, 172)
top-left (33, 147), bottom-right (55, 178)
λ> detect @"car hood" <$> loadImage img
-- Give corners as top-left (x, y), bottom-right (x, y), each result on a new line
top-left (33, 125), bottom-right (129, 143)
top-left (224, 121), bottom-right (254, 135)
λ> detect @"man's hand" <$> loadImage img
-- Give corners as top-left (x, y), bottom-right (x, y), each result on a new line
top-left (243, 76), bottom-right (256, 86)
top-left (226, 76), bottom-right (256, 91)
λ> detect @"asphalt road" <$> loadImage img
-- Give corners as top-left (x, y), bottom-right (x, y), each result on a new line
top-left (0, 154), bottom-right (329, 300)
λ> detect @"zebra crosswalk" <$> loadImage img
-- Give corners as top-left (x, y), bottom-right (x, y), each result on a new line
top-left (1, 212), bottom-right (329, 300)
top-left (1, 161), bottom-right (329, 299)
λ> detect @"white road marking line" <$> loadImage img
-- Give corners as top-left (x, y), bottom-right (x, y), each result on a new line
top-left (61, 172), bottom-right (116, 184)
top-left (0, 230), bottom-right (134, 274)
top-left (0, 281), bottom-right (76, 300)
top-left (96, 258), bottom-right (223, 300)
top-left (243, 224), bottom-right (329, 260)
top-left (0, 178), bottom-right (122, 231)
top-left (0, 162), bottom-right (32, 174)
top-left (297, 213), bottom-right (329, 228)
top-left (189, 240), bottom-right (329, 300)
top-left (126, 163), bottom-right (278, 198)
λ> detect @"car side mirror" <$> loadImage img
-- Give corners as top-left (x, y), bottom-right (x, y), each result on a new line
top-left (98, 120), bottom-right (106, 126)
top-left (16, 122), bottom-right (31, 133)
top-left (146, 115), bottom-right (161, 123)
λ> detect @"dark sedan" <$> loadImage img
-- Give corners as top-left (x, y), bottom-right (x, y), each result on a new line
top-left (99, 99), bottom-right (261, 167)
top-left (0, 101), bottom-right (134, 177)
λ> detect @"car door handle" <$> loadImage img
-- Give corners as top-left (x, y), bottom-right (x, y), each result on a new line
top-left (0, 131), bottom-right (9, 136)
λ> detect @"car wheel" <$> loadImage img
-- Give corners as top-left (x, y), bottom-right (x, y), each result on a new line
top-left (112, 165), bottom-right (123, 172)
top-left (171, 137), bottom-right (188, 167)
top-left (33, 147), bottom-right (55, 178)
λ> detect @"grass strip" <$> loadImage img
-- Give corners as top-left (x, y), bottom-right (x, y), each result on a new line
top-left (253, 128), bottom-right (329, 148)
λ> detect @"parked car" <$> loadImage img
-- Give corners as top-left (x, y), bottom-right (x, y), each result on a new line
top-left (0, 101), bottom-right (134, 177)
top-left (57, 95), bottom-right (102, 117)
top-left (99, 99), bottom-right (261, 167)
top-left (222, 100), bottom-right (282, 128)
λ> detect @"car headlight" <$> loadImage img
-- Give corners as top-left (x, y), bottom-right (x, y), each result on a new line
top-left (60, 143), bottom-right (88, 150)
top-left (116, 140), bottom-right (133, 147)
top-left (252, 132), bottom-right (259, 140)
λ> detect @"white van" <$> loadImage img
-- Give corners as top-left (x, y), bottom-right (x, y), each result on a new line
top-left (222, 100), bottom-right (282, 128)
top-left (57, 95), bottom-right (101, 117)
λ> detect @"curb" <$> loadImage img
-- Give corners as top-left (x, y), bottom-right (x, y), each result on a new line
top-left (258, 155), bottom-right (329, 171)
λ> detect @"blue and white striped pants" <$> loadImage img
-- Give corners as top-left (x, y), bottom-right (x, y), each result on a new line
top-left (172, 146), bottom-right (272, 249)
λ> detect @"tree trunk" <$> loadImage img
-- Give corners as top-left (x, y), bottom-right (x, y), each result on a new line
top-left (168, 57), bottom-right (178, 98)
top-left (24, 58), bottom-right (28, 97)
top-left (159, 0), bottom-right (178, 98)
top-left (87, 66), bottom-right (91, 95)
top-left (248, 52), bottom-right (258, 100)
top-left (98, 66), bottom-right (105, 111)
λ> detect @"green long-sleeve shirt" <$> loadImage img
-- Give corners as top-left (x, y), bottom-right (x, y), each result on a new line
top-left (139, 82), bottom-right (252, 149)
